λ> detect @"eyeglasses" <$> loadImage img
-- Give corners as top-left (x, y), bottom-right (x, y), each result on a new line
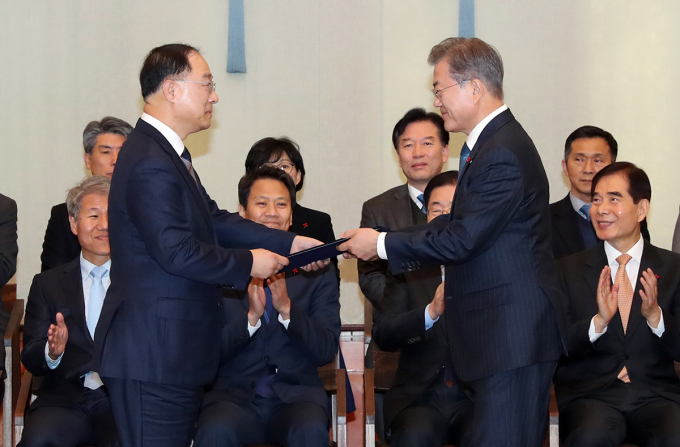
top-left (427, 207), bottom-right (452, 218)
top-left (173, 79), bottom-right (217, 94)
top-left (262, 162), bottom-right (296, 174)
top-left (431, 80), bottom-right (469, 100)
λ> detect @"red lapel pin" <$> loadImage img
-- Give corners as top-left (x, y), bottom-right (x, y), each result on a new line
top-left (303, 222), bottom-right (308, 228)
top-left (466, 156), bottom-right (471, 163)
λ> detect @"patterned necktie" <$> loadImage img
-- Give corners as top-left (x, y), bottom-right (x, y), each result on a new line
top-left (416, 194), bottom-right (427, 215)
top-left (579, 203), bottom-right (592, 222)
top-left (181, 148), bottom-right (197, 183)
top-left (615, 253), bottom-right (633, 383)
top-left (87, 266), bottom-right (107, 339)
top-left (459, 143), bottom-right (471, 173)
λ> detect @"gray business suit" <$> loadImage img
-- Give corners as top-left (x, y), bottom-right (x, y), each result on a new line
top-left (358, 184), bottom-right (425, 310)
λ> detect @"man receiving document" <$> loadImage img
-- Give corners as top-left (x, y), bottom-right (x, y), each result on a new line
top-left (340, 37), bottom-right (566, 447)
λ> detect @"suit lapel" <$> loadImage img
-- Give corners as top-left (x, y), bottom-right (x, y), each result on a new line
top-left (136, 120), bottom-right (214, 231)
top-left (554, 195), bottom-right (586, 253)
top-left (392, 184), bottom-right (416, 228)
top-left (625, 241), bottom-right (662, 340)
top-left (61, 259), bottom-right (90, 342)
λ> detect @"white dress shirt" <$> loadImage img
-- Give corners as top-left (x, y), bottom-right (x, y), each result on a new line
top-left (141, 113), bottom-right (185, 156)
top-left (45, 253), bottom-right (111, 390)
top-left (407, 184), bottom-right (425, 211)
top-left (589, 236), bottom-right (664, 342)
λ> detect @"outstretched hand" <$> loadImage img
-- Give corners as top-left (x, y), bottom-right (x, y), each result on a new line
top-left (47, 312), bottom-right (68, 360)
top-left (338, 228), bottom-right (380, 261)
top-left (291, 236), bottom-right (330, 271)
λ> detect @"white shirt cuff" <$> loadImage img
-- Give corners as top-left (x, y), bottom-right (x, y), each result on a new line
top-left (648, 309), bottom-right (665, 337)
top-left (44, 341), bottom-right (63, 369)
top-left (247, 319), bottom-right (261, 337)
top-left (278, 314), bottom-right (290, 329)
top-left (377, 232), bottom-right (388, 260)
top-left (424, 304), bottom-right (439, 330)
top-left (588, 316), bottom-right (608, 343)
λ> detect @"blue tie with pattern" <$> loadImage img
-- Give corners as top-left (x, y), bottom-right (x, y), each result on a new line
top-left (459, 143), bottom-right (471, 173)
top-left (416, 194), bottom-right (427, 215)
top-left (579, 203), bottom-right (591, 222)
top-left (87, 266), bottom-right (107, 339)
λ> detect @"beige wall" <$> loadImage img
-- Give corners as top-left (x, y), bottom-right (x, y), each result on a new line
top-left (1, 1), bottom-right (678, 324)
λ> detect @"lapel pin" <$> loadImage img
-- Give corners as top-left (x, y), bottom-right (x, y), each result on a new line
top-left (303, 222), bottom-right (308, 228)
top-left (466, 156), bottom-right (471, 163)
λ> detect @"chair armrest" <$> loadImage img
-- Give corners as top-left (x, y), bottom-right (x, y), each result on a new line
top-left (364, 368), bottom-right (375, 424)
top-left (336, 368), bottom-right (346, 422)
top-left (14, 371), bottom-right (32, 425)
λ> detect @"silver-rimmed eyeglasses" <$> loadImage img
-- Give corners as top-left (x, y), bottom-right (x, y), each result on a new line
top-left (173, 79), bottom-right (217, 94)
top-left (431, 80), bottom-right (469, 100)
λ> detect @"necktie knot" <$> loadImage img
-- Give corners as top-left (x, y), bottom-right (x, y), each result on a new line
top-left (616, 253), bottom-right (632, 268)
top-left (89, 266), bottom-right (108, 280)
top-left (416, 194), bottom-right (427, 215)
top-left (579, 203), bottom-right (591, 221)
top-left (181, 148), bottom-right (192, 163)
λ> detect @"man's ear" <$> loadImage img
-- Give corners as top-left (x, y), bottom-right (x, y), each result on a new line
top-left (69, 215), bottom-right (78, 236)
top-left (637, 198), bottom-right (650, 223)
top-left (162, 79), bottom-right (177, 102)
top-left (84, 153), bottom-right (92, 171)
top-left (561, 159), bottom-right (569, 176)
top-left (238, 204), bottom-right (246, 218)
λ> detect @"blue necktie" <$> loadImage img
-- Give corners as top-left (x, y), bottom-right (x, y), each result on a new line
top-left (181, 148), bottom-right (197, 184)
top-left (416, 194), bottom-right (427, 215)
top-left (87, 266), bottom-right (107, 339)
top-left (579, 203), bottom-right (591, 222)
top-left (459, 143), bottom-right (471, 173)
top-left (263, 287), bottom-right (273, 325)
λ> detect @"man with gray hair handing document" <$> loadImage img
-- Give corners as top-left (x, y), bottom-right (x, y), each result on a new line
top-left (340, 37), bottom-right (567, 447)
top-left (93, 44), bottom-right (324, 447)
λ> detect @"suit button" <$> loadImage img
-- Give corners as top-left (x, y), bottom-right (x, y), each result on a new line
top-left (226, 283), bottom-right (234, 288)
top-left (264, 356), bottom-right (270, 363)
top-left (217, 301), bottom-right (222, 307)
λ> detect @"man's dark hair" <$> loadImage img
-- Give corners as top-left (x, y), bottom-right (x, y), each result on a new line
top-left (591, 162), bottom-right (651, 204)
top-left (423, 170), bottom-right (458, 211)
top-left (238, 167), bottom-right (297, 209)
top-left (564, 126), bottom-right (618, 161)
top-left (392, 108), bottom-right (449, 151)
top-left (82, 117), bottom-right (133, 155)
top-left (428, 37), bottom-right (504, 100)
top-left (245, 137), bottom-right (306, 192)
top-left (140, 44), bottom-right (199, 99)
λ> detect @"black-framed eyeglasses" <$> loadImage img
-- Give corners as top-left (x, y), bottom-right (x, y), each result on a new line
top-left (431, 80), bottom-right (469, 100)
top-left (262, 162), bottom-right (296, 174)
top-left (173, 79), bottom-right (217, 94)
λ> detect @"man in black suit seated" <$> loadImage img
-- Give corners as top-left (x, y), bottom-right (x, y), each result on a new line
top-left (555, 162), bottom-right (680, 447)
top-left (551, 126), bottom-right (649, 260)
top-left (40, 117), bottom-right (132, 271)
top-left (20, 176), bottom-right (119, 447)
top-left (359, 108), bottom-right (449, 310)
top-left (194, 167), bottom-right (341, 447)
top-left (373, 170), bottom-right (472, 447)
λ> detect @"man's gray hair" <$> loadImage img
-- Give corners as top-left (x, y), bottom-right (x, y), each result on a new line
top-left (66, 176), bottom-right (111, 219)
top-left (82, 116), bottom-right (133, 155)
top-left (428, 37), bottom-right (504, 100)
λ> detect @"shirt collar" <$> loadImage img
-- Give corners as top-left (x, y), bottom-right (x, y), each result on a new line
top-left (465, 104), bottom-right (508, 151)
top-left (569, 192), bottom-right (589, 215)
top-left (141, 113), bottom-right (185, 158)
top-left (407, 183), bottom-right (425, 209)
top-left (79, 253), bottom-right (111, 281)
top-left (604, 235), bottom-right (644, 266)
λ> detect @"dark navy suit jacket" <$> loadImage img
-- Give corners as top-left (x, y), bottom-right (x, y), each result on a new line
top-left (22, 258), bottom-right (96, 408)
top-left (384, 109), bottom-right (567, 382)
top-left (205, 265), bottom-right (341, 419)
top-left (93, 119), bottom-right (295, 386)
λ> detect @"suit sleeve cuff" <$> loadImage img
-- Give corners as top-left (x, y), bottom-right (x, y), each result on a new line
top-left (44, 341), bottom-right (63, 369)
top-left (247, 319), bottom-right (261, 337)
top-left (377, 232), bottom-right (388, 260)
top-left (649, 309), bottom-right (665, 337)
top-left (589, 315), bottom-right (607, 343)
top-left (424, 304), bottom-right (439, 330)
